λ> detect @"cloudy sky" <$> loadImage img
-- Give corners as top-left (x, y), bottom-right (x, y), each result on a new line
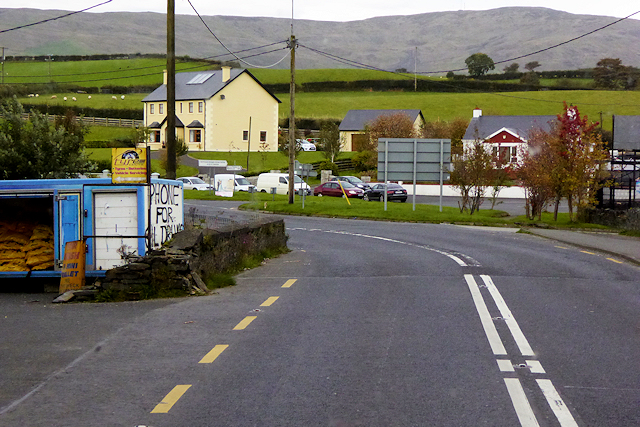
top-left (11, 0), bottom-right (640, 22)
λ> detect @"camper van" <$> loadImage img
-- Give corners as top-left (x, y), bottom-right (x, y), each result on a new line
top-left (256, 173), bottom-right (311, 195)
top-left (213, 174), bottom-right (255, 192)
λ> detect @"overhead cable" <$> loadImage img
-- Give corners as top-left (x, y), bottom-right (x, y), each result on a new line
top-left (0, 1), bottom-right (113, 34)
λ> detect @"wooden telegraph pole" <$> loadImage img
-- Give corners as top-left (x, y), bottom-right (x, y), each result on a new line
top-left (166, 0), bottom-right (177, 179)
top-left (288, 34), bottom-right (296, 204)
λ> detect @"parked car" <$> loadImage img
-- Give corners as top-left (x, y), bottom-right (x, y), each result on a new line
top-left (314, 181), bottom-right (364, 198)
top-left (296, 139), bottom-right (317, 151)
top-left (177, 176), bottom-right (212, 191)
top-left (256, 172), bottom-right (311, 195)
top-left (330, 176), bottom-right (371, 191)
top-left (363, 183), bottom-right (408, 202)
top-left (213, 174), bottom-right (255, 192)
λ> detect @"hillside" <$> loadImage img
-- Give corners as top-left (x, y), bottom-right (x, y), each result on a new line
top-left (1, 7), bottom-right (639, 72)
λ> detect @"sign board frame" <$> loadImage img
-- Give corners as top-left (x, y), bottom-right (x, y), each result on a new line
top-left (378, 138), bottom-right (451, 212)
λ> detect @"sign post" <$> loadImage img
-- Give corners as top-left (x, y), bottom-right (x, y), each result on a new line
top-left (198, 160), bottom-right (228, 195)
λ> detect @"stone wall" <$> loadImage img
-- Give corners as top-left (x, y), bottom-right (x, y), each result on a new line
top-left (583, 208), bottom-right (640, 231)
top-left (96, 218), bottom-right (288, 296)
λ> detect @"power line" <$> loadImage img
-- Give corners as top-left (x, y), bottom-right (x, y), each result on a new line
top-left (3, 49), bottom-right (285, 85)
top-left (186, 0), bottom-right (291, 69)
top-left (0, 1), bottom-right (113, 34)
top-left (299, 44), bottom-right (640, 108)
top-left (7, 41), bottom-right (289, 78)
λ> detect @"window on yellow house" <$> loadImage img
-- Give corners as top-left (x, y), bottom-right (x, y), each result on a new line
top-left (189, 102), bottom-right (194, 113)
top-left (260, 131), bottom-right (267, 142)
top-left (159, 104), bottom-right (164, 114)
top-left (149, 104), bottom-right (154, 114)
top-left (198, 102), bottom-right (203, 113)
top-left (190, 129), bottom-right (201, 143)
top-left (180, 103), bottom-right (183, 113)
top-left (151, 130), bottom-right (161, 143)
top-left (243, 130), bottom-right (249, 141)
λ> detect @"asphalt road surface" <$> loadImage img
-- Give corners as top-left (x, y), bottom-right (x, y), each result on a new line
top-left (1, 203), bottom-right (637, 426)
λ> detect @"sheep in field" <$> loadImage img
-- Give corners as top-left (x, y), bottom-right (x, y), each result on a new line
top-left (72, 97), bottom-right (77, 101)
top-left (88, 95), bottom-right (92, 99)
top-left (63, 97), bottom-right (67, 101)
top-left (112, 96), bottom-right (117, 100)
top-left (51, 95), bottom-right (57, 99)
top-left (121, 95), bottom-right (125, 100)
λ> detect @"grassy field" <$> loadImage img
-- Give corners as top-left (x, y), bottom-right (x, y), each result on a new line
top-left (19, 93), bottom-right (146, 110)
top-left (85, 126), bottom-right (135, 141)
top-left (184, 191), bottom-right (608, 229)
top-left (6, 58), bottom-right (213, 87)
top-left (272, 90), bottom-right (640, 129)
top-left (189, 151), bottom-right (354, 174)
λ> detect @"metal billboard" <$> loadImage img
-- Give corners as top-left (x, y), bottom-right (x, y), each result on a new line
top-left (377, 138), bottom-right (451, 211)
top-left (377, 138), bottom-right (451, 182)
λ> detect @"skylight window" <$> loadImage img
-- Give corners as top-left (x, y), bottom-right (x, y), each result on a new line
top-left (186, 72), bottom-right (215, 85)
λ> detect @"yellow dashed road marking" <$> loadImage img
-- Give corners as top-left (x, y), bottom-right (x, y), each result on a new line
top-left (199, 345), bottom-right (229, 364)
top-left (151, 385), bottom-right (191, 413)
top-left (261, 297), bottom-right (279, 307)
top-left (607, 257), bottom-right (624, 264)
top-left (233, 316), bottom-right (257, 330)
top-left (580, 250), bottom-right (596, 255)
top-left (555, 246), bottom-right (569, 249)
top-left (282, 279), bottom-right (297, 288)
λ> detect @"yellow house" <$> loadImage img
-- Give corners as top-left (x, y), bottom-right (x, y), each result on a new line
top-left (141, 67), bottom-right (280, 152)
top-left (338, 109), bottom-right (426, 151)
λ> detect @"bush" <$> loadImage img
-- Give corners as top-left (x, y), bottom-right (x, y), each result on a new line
top-left (352, 150), bottom-right (378, 172)
top-left (317, 160), bottom-right (339, 176)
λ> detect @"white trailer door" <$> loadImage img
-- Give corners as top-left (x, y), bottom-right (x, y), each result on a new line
top-left (93, 192), bottom-right (138, 270)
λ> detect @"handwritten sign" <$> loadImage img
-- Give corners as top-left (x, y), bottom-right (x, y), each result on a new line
top-left (149, 182), bottom-right (184, 248)
top-left (59, 240), bottom-right (85, 293)
top-left (112, 148), bottom-right (148, 184)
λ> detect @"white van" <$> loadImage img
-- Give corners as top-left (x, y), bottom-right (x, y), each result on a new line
top-left (213, 174), bottom-right (255, 192)
top-left (256, 173), bottom-right (311, 195)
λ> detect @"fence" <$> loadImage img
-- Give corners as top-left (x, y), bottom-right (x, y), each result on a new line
top-left (20, 113), bottom-right (143, 128)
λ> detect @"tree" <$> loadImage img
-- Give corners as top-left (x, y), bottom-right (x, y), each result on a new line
top-left (524, 61), bottom-right (541, 72)
top-left (450, 139), bottom-right (494, 215)
top-left (503, 63), bottom-right (520, 73)
top-left (520, 71), bottom-right (540, 86)
top-left (465, 53), bottom-right (495, 77)
top-left (516, 103), bottom-right (609, 221)
top-left (318, 121), bottom-right (342, 163)
top-left (593, 58), bottom-right (636, 90)
top-left (368, 112), bottom-right (417, 143)
top-left (421, 117), bottom-right (469, 154)
top-left (0, 97), bottom-right (94, 180)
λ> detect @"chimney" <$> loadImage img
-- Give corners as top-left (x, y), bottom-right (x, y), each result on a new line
top-left (163, 69), bottom-right (168, 85)
top-left (473, 108), bottom-right (482, 118)
top-left (221, 66), bottom-right (231, 83)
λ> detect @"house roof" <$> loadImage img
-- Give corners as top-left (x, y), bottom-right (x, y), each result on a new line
top-left (613, 115), bottom-right (640, 150)
top-left (186, 120), bottom-right (204, 128)
top-left (339, 109), bottom-right (424, 131)
top-left (160, 115), bottom-right (184, 127)
top-left (142, 69), bottom-right (281, 103)
top-left (463, 115), bottom-right (556, 141)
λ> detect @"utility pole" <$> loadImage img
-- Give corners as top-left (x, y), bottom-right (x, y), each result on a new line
top-left (288, 34), bottom-right (296, 204)
top-left (48, 53), bottom-right (52, 80)
top-left (1, 47), bottom-right (5, 85)
top-left (414, 47), bottom-right (417, 92)
top-left (166, 0), bottom-right (177, 179)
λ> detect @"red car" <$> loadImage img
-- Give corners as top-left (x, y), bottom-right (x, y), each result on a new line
top-left (313, 181), bottom-right (364, 198)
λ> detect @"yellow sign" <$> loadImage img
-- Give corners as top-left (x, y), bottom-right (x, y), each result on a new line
top-left (112, 148), bottom-right (148, 184)
top-left (59, 240), bottom-right (86, 293)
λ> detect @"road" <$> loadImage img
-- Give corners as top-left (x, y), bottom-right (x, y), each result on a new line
top-left (0, 202), bottom-right (638, 426)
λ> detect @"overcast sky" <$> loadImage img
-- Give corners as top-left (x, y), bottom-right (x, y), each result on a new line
top-left (11, 0), bottom-right (640, 22)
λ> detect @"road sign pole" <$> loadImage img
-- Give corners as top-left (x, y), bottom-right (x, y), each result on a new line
top-left (384, 139), bottom-right (389, 211)
top-left (439, 138), bottom-right (444, 213)
top-left (413, 138), bottom-right (417, 212)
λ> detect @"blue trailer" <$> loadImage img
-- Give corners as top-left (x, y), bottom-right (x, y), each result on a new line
top-left (0, 177), bottom-right (184, 279)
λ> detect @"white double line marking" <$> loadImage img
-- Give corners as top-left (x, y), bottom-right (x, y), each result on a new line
top-left (465, 274), bottom-right (578, 427)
